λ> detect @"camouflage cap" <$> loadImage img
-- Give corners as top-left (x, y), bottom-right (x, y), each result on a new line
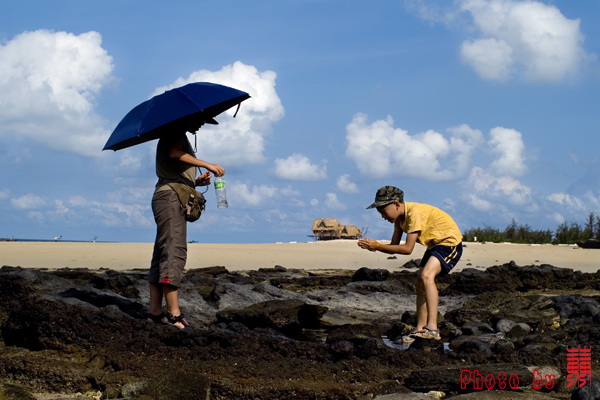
top-left (366, 186), bottom-right (404, 209)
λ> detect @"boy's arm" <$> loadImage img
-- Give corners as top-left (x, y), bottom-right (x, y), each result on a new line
top-left (358, 231), bottom-right (419, 255)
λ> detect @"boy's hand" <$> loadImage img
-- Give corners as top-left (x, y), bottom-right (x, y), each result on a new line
top-left (357, 238), bottom-right (379, 252)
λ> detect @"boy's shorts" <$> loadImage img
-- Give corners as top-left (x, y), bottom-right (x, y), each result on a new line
top-left (419, 242), bottom-right (463, 275)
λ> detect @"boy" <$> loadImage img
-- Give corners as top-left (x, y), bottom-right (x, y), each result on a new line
top-left (358, 186), bottom-right (462, 340)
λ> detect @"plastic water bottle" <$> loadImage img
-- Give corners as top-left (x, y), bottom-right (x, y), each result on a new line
top-left (214, 176), bottom-right (228, 209)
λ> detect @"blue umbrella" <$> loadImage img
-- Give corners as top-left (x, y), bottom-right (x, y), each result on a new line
top-left (103, 82), bottom-right (250, 151)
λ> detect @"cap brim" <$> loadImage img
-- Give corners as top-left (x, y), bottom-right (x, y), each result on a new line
top-left (366, 201), bottom-right (393, 210)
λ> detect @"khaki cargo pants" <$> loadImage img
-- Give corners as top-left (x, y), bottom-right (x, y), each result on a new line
top-left (149, 189), bottom-right (186, 288)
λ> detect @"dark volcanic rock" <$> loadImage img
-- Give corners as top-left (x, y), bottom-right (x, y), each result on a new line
top-left (137, 371), bottom-right (211, 400)
top-left (493, 339), bottom-right (516, 354)
top-left (461, 321), bottom-right (494, 336)
top-left (352, 267), bottom-right (390, 282)
top-left (329, 340), bottom-right (355, 361)
top-left (442, 262), bottom-right (600, 295)
top-left (0, 263), bottom-right (598, 399)
top-left (90, 270), bottom-right (140, 298)
top-left (441, 266), bottom-right (513, 295)
top-left (344, 280), bottom-right (414, 295)
top-left (187, 265), bottom-right (230, 276)
top-left (215, 299), bottom-right (327, 335)
top-left (326, 323), bottom-right (381, 344)
top-left (507, 322), bottom-right (532, 338)
top-left (0, 381), bottom-right (37, 400)
top-left (405, 363), bottom-right (533, 393)
top-left (572, 377), bottom-right (600, 400)
top-left (59, 287), bottom-right (146, 319)
top-left (551, 296), bottom-right (600, 319)
top-left (270, 274), bottom-right (353, 292)
top-left (400, 259), bottom-right (421, 269)
top-left (445, 291), bottom-right (560, 332)
top-left (354, 337), bottom-right (390, 359)
top-left (449, 334), bottom-right (506, 352)
top-left (495, 319), bottom-right (517, 333)
top-left (407, 337), bottom-right (445, 352)
top-left (577, 238), bottom-right (600, 249)
top-left (456, 338), bottom-right (494, 359)
top-left (384, 322), bottom-right (414, 342)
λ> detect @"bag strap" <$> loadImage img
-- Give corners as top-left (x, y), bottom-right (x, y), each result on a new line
top-left (167, 183), bottom-right (195, 208)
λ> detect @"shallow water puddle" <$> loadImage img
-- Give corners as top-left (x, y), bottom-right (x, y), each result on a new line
top-left (382, 335), bottom-right (410, 350)
top-left (307, 330), bottom-right (449, 351)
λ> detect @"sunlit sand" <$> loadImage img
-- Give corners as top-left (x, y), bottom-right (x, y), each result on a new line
top-left (1, 240), bottom-right (598, 273)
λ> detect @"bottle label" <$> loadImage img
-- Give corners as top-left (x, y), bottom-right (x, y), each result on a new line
top-left (215, 180), bottom-right (225, 189)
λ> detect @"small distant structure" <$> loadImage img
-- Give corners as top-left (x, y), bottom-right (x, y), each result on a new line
top-left (310, 218), bottom-right (362, 241)
top-left (54, 235), bottom-right (62, 242)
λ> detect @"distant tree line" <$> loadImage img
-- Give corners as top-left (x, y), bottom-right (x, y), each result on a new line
top-left (462, 212), bottom-right (600, 245)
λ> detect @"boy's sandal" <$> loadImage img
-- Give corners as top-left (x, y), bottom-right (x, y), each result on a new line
top-left (147, 312), bottom-right (166, 325)
top-left (394, 328), bottom-right (420, 344)
top-left (165, 312), bottom-right (192, 330)
top-left (397, 335), bottom-right (415, 344)
top-left (409, 325), bottom-right (441, 340)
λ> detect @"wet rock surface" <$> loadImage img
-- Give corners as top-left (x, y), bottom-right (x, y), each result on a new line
top-left (0, 263), bottom-right (599, 399)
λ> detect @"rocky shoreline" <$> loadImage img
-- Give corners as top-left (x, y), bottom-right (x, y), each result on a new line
top-left (0, 259), bottom-right (599, 400)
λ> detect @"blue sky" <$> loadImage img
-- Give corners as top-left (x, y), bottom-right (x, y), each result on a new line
top-left (1, 0), bottom-right (599, 243)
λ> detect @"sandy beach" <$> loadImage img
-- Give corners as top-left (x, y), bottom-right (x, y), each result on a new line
top-left (1, 240), bottom-right (598, 273)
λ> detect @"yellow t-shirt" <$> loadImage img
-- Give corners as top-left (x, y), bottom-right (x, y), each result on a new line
top-left (395, 202), bottom-right (462, 248)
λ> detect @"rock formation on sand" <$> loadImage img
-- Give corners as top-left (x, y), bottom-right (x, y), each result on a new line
top-left (0, 261), bottom-right (599, 399)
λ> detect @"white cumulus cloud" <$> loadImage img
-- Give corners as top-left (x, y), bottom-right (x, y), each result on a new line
top-left (324, 193), bottom-right (347, 210)
top-left (229, 182), bottom-right (279, 207)
top-left (345, 113), bottom-right (482, 180)
top-left (0, 188), bottom-right (10, 200)
top-left (411, 0), bottom-right (592, 82)
top-left (273, 153), bottom-right (327, 181)
top-left (544, 191), bottom-right (600, 225)
top-left (154, 61), bottom-right (284, 168)
top-left (10, 194), bottom-right (46, 210)
top-left (0, 30), bottom-right (115, 157)
top-left (226, 181), bottom-right (303, 208)
top-left (461, 37), bottom-right (514, 81)
top-left (337, 174), bottom-right (359, 194)
top-left (465, 166), bottom-right (534, 211)
top-left (546, 192), bottom-right (593, 212)
top-left (488, 127), bottom-right (526, 176)
top-left (461, 0), bottom-right (589, 82)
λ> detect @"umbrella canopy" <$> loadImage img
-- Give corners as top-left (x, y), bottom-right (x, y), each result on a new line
top-left (103, 82), bottom-right (250, 151)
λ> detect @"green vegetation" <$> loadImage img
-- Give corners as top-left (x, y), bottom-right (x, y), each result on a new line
top-left (462, 212), bottom-right (600, 245)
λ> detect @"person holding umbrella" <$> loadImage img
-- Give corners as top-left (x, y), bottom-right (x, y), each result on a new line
top-left (103, 82), bottom-right (251, 330)
top-left (148, 119), bottom-right (224, 329)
